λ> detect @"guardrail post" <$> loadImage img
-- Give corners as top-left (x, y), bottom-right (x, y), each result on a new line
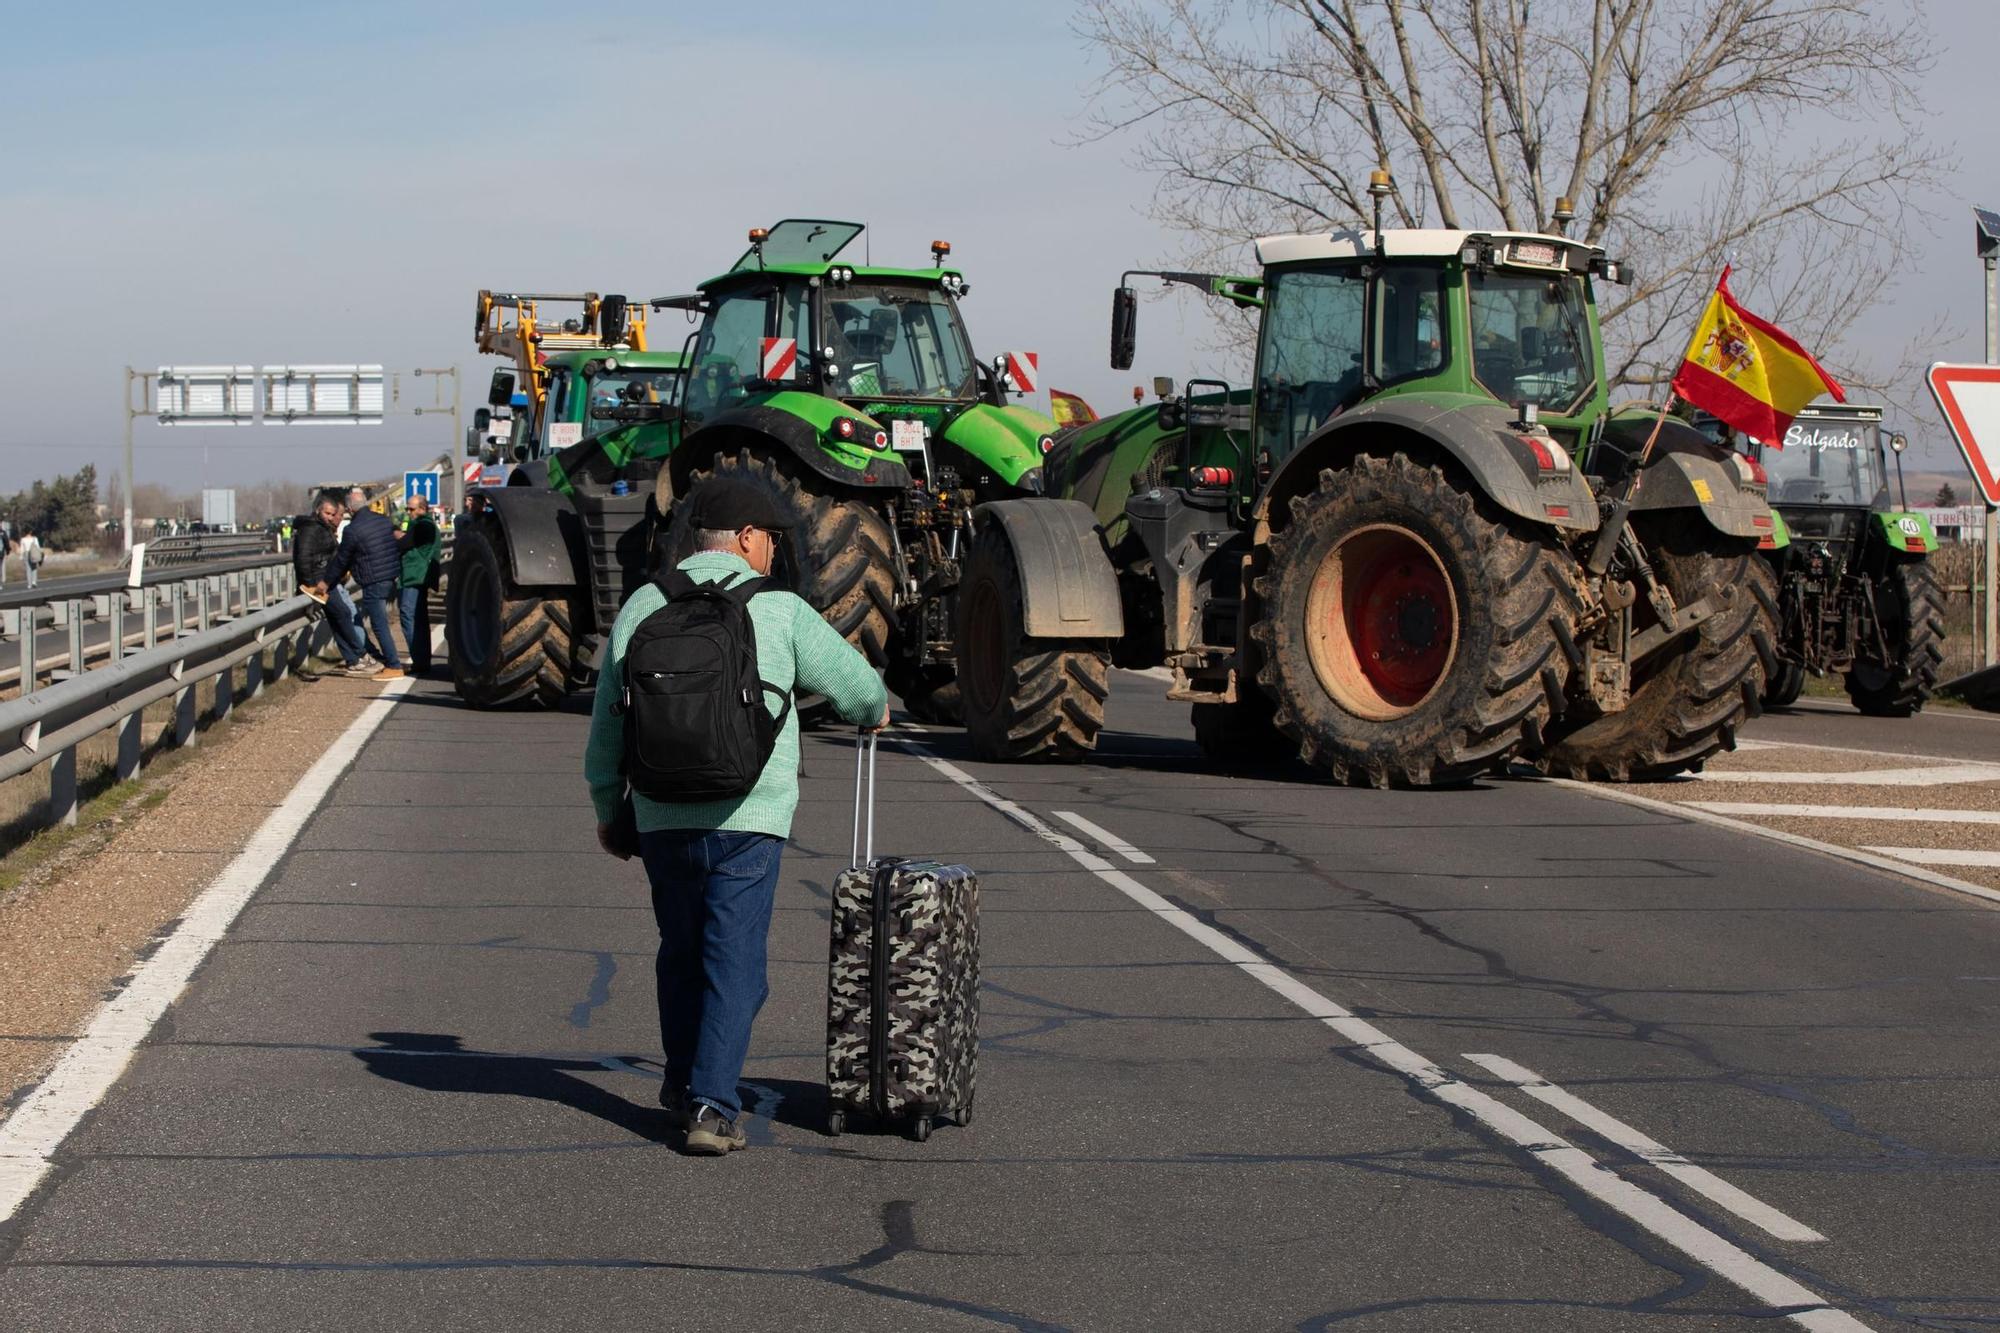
top-left (49, 744), bottom-right (78, 827)
top-left (144, 593), bottom-right (159, 651)
top-left (64, 602), bottom-right (83, 679)
top-left (197, 579), bottom-right (211, 633)
top-left (19, 612), bottom-right (36, 696)
top-left (115, 592), bottom-right (142, 782)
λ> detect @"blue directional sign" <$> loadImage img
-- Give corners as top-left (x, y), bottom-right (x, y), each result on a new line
top-left (404, 470), bottom-right (441, 506)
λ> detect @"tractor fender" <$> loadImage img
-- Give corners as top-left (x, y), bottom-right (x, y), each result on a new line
top-left (972, 498), bottom-right (1125, 639)
top-left (1628, 451), bottom-right (1767, 539)
top-left (1253, 397), bottom-right (1600, 537)
top-left (668, 405), bottom-right (911, 498)
top-left (478, 486), bottom-right (587, 590)
top-left (1870, 510), bottom-right (1938, 556)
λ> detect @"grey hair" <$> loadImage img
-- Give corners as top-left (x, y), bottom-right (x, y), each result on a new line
top-left (695, 528), bottom-right (740, 551)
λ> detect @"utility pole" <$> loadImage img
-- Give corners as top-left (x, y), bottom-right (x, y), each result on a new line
top-left (1986, 251), bottom-right (1997, 667)
top-left (122, 367), bottom-right (136, 553)
top-left (409, 366), bottom-right (462, 521)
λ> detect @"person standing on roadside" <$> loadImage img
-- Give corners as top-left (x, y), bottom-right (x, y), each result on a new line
top-left (19, 531), bottom-right (41, 589)
top-left (396, 494), bottom-right (442, 676)
top-left (314, 492), bottom-right (404, 681)
top-left (583, 478), bottom-right (888, 1157)
top-left (294, 490), bottom-right (365, 680)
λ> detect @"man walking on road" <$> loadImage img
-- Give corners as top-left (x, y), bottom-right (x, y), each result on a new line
top-left (584, 478), bottom-right (887, 1156)
top-left (314, 491), bottom-right (404, 681)
top-left (397, 494), bottom-right (441, 676)
top-left (19, 531), bottom-right (42, 589)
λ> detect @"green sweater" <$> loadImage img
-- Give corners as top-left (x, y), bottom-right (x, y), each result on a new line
top-left (398, 516), bottom-right (441, 587)
top-left (583, 551), bottom-right (888, 839)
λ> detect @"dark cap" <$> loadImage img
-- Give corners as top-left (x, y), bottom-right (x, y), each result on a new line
top-left (684, 476), bottom-right (795, 532)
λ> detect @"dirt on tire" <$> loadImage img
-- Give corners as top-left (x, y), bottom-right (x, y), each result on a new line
top-left (1250, 454), bottom-right (1579, 788)
top-left (956, 525), bottom-right (1109, 761)
top-left (1536, 516), bottom-right (1768, 781)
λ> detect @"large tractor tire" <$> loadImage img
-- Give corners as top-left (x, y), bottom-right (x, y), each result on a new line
top-left (1536, 516), bottom-right (1768, 781)
top-left (1762, 660), bottom-right (1806, 708)
top-left (446, 518), bottom-right (576, 709)
top-left (889, 665), bottom-right (962, 725)
top-left (671, 449), bottom-right (898, 666)
top-left (956, 525), bottom-right (1109, 761)
top-left (1846, 560), bottom-right (1946, 717)
top-left (1250, 454), bottom-right (1579, 788)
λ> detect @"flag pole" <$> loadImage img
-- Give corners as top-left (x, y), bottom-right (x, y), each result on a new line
top-left (1586, 393), bottom-right (1678, 576)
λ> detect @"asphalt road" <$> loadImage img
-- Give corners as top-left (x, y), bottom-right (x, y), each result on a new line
top-left (1743, 695), bottom-right (2000, 762)
top-left (1, 671), bottom-right (1996, 1330)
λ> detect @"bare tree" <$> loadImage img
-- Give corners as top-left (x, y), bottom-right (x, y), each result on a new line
top-left (1076, 0), bottom-right (1943, 394)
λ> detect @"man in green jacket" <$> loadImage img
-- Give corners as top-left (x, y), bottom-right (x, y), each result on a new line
top-left (395, 495), bottom-right (442, 675)
top-left (584, 478), bottom-right (888, 1155)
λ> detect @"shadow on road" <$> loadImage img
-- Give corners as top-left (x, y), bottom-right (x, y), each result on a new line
top-left (355, 1031), bottom-right (668, 1143)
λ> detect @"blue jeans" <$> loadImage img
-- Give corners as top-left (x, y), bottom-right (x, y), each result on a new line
top-left (358, 579), bottom-right (402, 669)
top-left (639, 829), bottom-right (784, 1119)
top-left (326, 585), bottom-right (367, 665)
top-left (397, 584), bottom-right (431, 671)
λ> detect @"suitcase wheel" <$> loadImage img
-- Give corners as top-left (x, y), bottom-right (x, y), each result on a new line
top-left (826, 1110), bottom-right (845, 1137)
top-left (955, 1104), bottom-right (972, 1128)
top-left (908, 1115), bottom-right (931, 1143)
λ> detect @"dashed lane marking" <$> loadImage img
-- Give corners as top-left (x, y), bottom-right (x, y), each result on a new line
top-left (1860, 847), bottom-right (2000, 868)
top-left (1690, 763), bottom-right (2000, 786)
top-left (0, 675), bottom-right (416, 1223)
top-left (1688, 803), bottom-right (2000, 825)
top-left (886, 733), bottom-right (1868, 1331)
top-left (1463, 1054), bottom-right (1826, 1243)
top-left (1051, 810), bottom-right (1156, 864)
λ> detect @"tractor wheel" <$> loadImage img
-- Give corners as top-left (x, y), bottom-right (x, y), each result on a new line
top-left (1763, 661), bottom-right (1806, 708)
top-left (672, 450), bottom-right (897, 667)
top-left (1537, 516), bottom-right (1767, 781)
top-left (890, 665), bottom-right (962, 725)
top-left (445, 517), bottom-right (576, 709)
top-left (1250, 454), bottom-right (1579, 788)
top-left (1846, 560), bottom-right (1946, 717)
top-left (956, 525), bottom-right (1109, 761)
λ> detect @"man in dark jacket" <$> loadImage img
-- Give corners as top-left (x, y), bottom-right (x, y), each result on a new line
top-left (314, 492), bottom-right (404, 680)
top-left (294, 489), bottom-right (365, 679)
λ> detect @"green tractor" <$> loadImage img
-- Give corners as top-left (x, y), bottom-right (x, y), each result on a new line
top-left (448, 290), bottom-right (687, 707)
top-left (448, 221), bottom-right (1057, 716)
top-left (1722, 404), bottom-right (1945, 714)
top-left (955, 178), bottom-right (1779, 784)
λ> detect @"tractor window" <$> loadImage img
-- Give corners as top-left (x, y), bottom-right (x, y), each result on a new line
top-left (684, 284), bottom-right (811, 425)
top-left (1467, 271), bottom-right (1595, 414)
top-left (1255, 267), bottom-right (1366, 461)
top-left (587, 368), bottom-right (684, 419)
top-left (1760, 418), bottom-right (1887, 507)
top-left (1375, 265), bottom-right (1447, 382)
top-left (820, 284), bottom-right (975, 400)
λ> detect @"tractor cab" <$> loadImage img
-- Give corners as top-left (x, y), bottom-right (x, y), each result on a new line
top-left (660, 220), bottom-right (1051, 499)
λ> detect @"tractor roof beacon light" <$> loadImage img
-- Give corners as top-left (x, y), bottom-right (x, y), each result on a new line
top-left (1367, 169), bottom-right (1396, 258)
top-left (1551, 197), bottom-right (1575, 237)
top-left (747, 227), bottom-right (769, 271)
top-left (932, 240), bottom-right (951, 268)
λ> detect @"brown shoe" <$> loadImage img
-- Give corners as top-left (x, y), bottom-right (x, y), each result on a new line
top-left (685, 1106), bottom-right (747, 1156)
top-left (371, 667), bottom-right (406, 681)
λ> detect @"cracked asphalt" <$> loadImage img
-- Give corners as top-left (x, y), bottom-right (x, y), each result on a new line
top-left (1, 670), bottom-right (1995, 1330)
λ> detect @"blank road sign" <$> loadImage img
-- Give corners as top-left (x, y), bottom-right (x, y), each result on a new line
top-left (157, 366), bottom-right (255, 424)
top-left (263, 365), bottom-right (385, 424)
top-left (1924, 363), bottom-right (2000, 507)
top-left (404, 471), bottom-right (441, 506)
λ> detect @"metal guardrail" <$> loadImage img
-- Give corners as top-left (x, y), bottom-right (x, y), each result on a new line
top-left (0, 592), bottom-right (323, 829)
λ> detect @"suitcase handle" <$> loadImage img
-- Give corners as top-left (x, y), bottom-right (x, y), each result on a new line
top-left (850, 728), bottom-right (877, 868)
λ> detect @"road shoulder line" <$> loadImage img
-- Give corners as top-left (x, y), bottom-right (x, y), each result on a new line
top-left (0, 676), bottom-right (415, 1223)
top-left (1542, 778), bottom-right (2000, 908)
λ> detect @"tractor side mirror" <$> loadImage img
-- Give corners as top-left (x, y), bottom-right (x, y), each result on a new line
top-left (487, 370), bottom-right (515, 408)
top-left (473, 407), bottom-right (491, 432)
top-left (1111, 287), bottom-right (1138, 370)
top-left (466, 426), bottom-right (483, 459)
top-left (601, 294), bottom-right (630, 345)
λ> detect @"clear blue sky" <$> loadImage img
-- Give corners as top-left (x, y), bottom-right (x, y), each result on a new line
top-left (1, 0), bottom-right (1992, 496)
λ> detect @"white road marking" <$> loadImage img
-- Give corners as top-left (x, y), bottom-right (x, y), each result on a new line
top-left (1545, 779), bottom-right (2000, 909)
top-left (0, 675), bottom-right (415, 1222)
top-left (886, 734), bottom-right (1868, 1331)
top-left (1120, 665), bottom-right (1174, 682)
top-left (1463, 1054), bottom-right (1826, 1243)
top-left (1052, 810), bottom-right (1156, 863)
top-left (1691, 763), bottom-right (2000, 787)
top-left (1690, 803), bottom-right (2000, 825)
top-left (1861, 847), bottom-right (2000, 868)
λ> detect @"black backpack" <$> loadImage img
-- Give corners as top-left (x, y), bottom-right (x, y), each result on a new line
top-left (619, 568), bottom-right (791, 803)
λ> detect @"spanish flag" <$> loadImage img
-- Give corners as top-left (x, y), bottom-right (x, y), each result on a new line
top-left (1670, 267), bottom-right (1844, 445)
top-left (1048, 388), bottom-right (1098, 429)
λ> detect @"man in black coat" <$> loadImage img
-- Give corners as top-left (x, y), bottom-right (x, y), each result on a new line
top-left (294, 489), bottom-right (366, 679)
top-left (313, 491), bottom-right (404, 680)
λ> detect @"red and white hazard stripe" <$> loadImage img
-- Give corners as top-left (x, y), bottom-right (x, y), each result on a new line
top-left (463, 459), bottom-right (482, 483)
top-left (1002, 351), bottom-right (1039, 394)
top-left (761, 337), bottom-right (798, 381)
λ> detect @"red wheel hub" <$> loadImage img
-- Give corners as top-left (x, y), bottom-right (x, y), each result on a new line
top-left (1346, 548), bottom-right (1452, 705)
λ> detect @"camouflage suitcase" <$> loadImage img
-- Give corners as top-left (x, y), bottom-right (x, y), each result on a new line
top-left (825, 732), bottom-right (978, 1141)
